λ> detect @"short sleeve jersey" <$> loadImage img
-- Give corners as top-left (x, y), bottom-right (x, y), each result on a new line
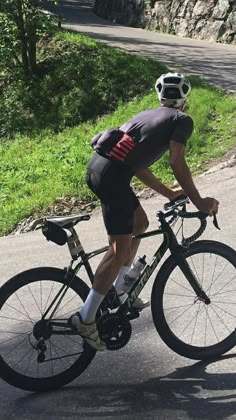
top-left (119, 106), bottom-right (193, 172)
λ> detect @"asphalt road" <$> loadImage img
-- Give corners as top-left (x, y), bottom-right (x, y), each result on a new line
top-left (0, 2), bottom-right (236, 419)
top-left (1, 164), bottom-right (236, 419)
top-left (50, 0), bottom-right (236, 93)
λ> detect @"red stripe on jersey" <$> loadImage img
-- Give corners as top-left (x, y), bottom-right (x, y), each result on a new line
top-left (110, 134), bottom-right (135, 156)
top-left (118, 144), bottom-right (131, 153)
top-left (109, 134), bottom-right (136, 162)
top-left (112, 146), bottom-right (126, 158)
top-left (113, 144), bottom-right (127, 155)
top-left (123, 134), bottom-right (135, 145)
top-left (119, 141), bottom-right (134, 152)
top-left (110, 150), bottom-right (125, 161)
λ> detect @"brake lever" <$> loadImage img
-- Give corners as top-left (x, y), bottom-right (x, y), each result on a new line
top-left (213, 213), bottom-right (220, 230)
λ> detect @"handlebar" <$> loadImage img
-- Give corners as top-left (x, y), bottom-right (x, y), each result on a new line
top-left (161, 195), bottom-right (220, 246)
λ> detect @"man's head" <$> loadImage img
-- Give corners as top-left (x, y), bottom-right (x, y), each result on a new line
top-left (155, 73), bottom-right (191, 110)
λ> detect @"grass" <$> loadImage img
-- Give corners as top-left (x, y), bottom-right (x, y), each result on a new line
top-left (0, 30), bottom-right (167, 137)
top-left (0, 33), bottom-right (235, 235)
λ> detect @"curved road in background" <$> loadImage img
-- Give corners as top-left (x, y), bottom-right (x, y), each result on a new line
top-left (48, 0), bottom-right (236, 93)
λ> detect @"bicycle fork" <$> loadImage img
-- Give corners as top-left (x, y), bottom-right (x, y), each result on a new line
top-left (173, 246), bottom-right (211, 305)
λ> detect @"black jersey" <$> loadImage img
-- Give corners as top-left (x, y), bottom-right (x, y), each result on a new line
top-left (92, 107), bottom-right (193, 172)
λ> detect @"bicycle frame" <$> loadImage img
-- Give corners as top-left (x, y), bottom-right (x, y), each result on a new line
top-left (117, 211), bottom-right (178, 316)
top-left (43, 212), bottom-right (172, 323)
top-left (46, 210), bottom-right (210, 328)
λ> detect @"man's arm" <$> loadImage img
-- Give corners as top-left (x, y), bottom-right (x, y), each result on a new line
top-left (169, 141), bottom-right (219, 214)
top-left (135, 168), bottom-right (183, 201)
top-left (169, 141), bottom-right (202, 207)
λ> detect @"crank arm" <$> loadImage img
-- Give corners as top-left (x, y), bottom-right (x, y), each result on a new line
top-left (49, 319), bottom-right (79, 335)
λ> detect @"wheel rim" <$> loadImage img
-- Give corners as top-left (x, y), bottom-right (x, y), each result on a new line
top-left (162, 250), bottom-right (236, 349)
top-left (0, 278), bottom-right (86, 380)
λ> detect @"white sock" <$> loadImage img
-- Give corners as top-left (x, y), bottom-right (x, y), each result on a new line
top-left (113, 266), bottom-right (130, 295)
top-left (79, 288), bottom-right (105, 324)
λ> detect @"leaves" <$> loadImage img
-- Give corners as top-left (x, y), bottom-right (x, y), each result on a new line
top-left (0, 0), bottom-right (57, 77)
top-left (0, 32), bottom-right (167, 137)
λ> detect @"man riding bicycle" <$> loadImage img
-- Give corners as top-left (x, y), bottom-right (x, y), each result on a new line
top-left (71, 73), bottom-right (219, 350)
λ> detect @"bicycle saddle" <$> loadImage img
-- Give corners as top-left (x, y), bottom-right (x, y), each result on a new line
top-left (46, 214), bottom-right (90, 229)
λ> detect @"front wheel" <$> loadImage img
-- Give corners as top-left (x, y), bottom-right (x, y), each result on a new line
top-left (0, 267), bottom-right (96, 392)
top-left (151, 240), bottom-right (236, 360)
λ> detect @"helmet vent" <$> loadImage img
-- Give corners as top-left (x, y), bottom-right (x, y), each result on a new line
top-left (182, 84), bottom-right (190, 94)
top-left (163, 87), bottom-right (182, 99)
top-left (164, 77), bottom-right (181, 84)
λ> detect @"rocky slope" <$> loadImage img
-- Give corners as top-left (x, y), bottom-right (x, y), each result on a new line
top-left (94, 0), bottom-right (236, 44)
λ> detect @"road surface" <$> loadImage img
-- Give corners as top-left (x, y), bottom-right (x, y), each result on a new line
top-left (0, 2), bottom-right (236, 418)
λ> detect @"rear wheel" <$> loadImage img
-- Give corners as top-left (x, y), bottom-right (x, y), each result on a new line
top-left (0, 267), bottom-right (96, 392)
top-left (151, 241), bottom-right (236, 360)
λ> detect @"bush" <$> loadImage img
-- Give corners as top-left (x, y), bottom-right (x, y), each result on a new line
top-left (0, 31), bottom-right (167, 138)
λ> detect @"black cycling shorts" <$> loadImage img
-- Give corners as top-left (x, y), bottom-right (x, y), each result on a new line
top-left (86, 153), bottom-right (140, 235)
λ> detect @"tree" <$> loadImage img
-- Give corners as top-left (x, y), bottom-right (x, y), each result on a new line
top-left (0, 0), bottom-right (56, 79)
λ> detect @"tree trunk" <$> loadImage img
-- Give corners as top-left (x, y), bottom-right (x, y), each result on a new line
top-left (16, 0), bottom-right (31, 78)
top-left (27, 23), bottom-right (37, 76)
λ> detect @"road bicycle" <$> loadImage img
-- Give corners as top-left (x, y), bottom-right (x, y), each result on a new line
top-left (0, 196), bottom-right (236, 392)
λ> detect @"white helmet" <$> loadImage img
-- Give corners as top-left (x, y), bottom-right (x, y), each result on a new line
top-left (155, 73), bottom-right (191, 108)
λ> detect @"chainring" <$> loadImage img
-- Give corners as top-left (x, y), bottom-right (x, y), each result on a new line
top-left (97, 313), bottom-right (132, 351)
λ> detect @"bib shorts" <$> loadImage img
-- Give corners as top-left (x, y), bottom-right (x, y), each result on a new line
top-left (86, 153), bottom-right (140, 235)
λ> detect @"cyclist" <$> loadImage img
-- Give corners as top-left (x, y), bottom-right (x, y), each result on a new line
top-left (71, 73), bottom-right (219, 350)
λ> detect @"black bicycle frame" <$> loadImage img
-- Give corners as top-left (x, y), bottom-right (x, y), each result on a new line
top-left (123, 230), bottom-right (169, 311)
top-left (45, 210), bottom-right (210, 326)
top-left (117, 216), bottom-right (173, 316)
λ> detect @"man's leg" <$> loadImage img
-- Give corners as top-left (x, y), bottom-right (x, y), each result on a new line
top-left (71, 234), bottom-right (134, 350)
top-left (114, 204), bottom-right (149, 307)
top-left (71, 166), bottom-right (148, 349)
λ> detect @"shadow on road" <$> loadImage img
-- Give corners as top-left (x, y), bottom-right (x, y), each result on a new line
top-left (45, 0), bottom-right (236, 93)
top-left (15, 353), bottom-right (236, 419)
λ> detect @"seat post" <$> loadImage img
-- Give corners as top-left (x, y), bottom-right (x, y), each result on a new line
top-left (67, 227), bottom-right (85, 260)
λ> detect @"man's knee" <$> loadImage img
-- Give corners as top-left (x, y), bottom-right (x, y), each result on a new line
top-left (109, 236), bottom-right (133, 266)
top-left (133, 206), bottom-right (149, 235)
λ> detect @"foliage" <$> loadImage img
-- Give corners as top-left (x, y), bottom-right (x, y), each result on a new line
top-left (0, 75), bottom-right (235, 235)
top-left (0, 0), bottom-right (57, 78)
top-left (0, 30), bottom-right (167, 137)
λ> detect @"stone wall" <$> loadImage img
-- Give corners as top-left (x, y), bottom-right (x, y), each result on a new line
top-left (94, 0), bottom-right (236, 44)
top-left (94, 0), bottom-right (145, 27)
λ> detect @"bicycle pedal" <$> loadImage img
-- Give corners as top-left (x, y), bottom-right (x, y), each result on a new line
top-left (127, 309), bottom-right (140, 320)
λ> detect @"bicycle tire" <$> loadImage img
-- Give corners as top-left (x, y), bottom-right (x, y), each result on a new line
top-left (151, 240), bottom-right (236, 360)
top-left (0, 267), bottom-right (96, 392)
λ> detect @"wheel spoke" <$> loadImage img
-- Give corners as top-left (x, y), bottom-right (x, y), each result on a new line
top-left (210, 302), bottom-right (236, 320)
top-left (208, 304), bottom-right (232, 333)
top-left (179, 303), bottom-right (204, 338)
top-left (4, 335), bottom-right (30, 360)
top-left (0, 315), bottom-right (32, 323)
top-left (164, 303), bottom-right (193, 311)
top-left (4, 301), bottom-right (35, 325)
top-left (190, 303), bottom-right (201, 344)
top-left (207, 254), bottom-right (218, 295)
top-left (205, 306), bottom-right (220, 342)
top-left (43, 281), bottom-right (55, 314)
top-left (54, 294), bottom-right (78, 317)
top-left (165, 292), bottom-right (194, 298)
top-left (169, 301), bottom-right (195, 327)
top-left (24, 348), bottom-right (35, 375)
top-left (0, 272), bottom-right (94, 390)
top-left (160, 243), bottom-right (236, 356)
top-left (210, 276), bottom-right (236, 297)
top-left (168, 276), bottom-right (193, 293)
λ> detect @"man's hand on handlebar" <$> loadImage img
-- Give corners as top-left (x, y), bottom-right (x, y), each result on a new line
top-left (195, 197), bottom-right (219, 216)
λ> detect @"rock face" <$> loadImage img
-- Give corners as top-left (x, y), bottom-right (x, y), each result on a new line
top-left (94, 0), bottom-right (236, 44)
